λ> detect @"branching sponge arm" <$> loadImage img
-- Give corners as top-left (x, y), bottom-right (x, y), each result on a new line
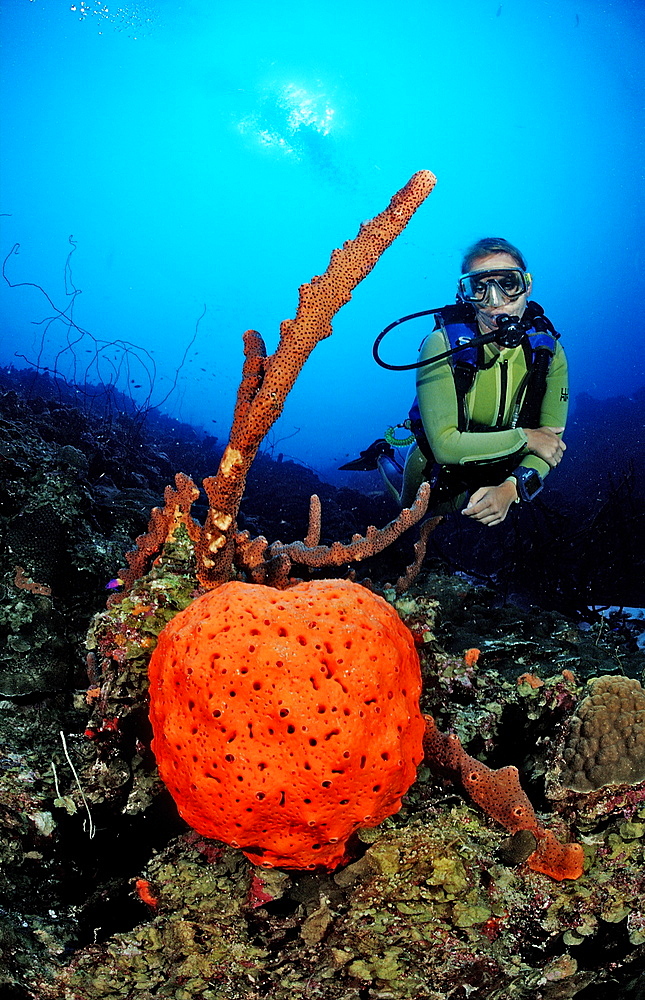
top-left (198, 169), bottom-right (437, 585)
top-left (118, 170), bottom-right (437, 591)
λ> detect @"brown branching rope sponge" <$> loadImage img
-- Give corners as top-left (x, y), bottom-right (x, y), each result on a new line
top-left (119, 170), bottom-right (437, 592)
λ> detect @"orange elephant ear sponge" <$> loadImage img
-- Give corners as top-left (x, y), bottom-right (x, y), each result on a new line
top-left (148, 578), bottom-right (424, 869)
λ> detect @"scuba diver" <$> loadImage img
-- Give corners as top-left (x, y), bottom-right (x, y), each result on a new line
top-left (341, 237), bottom-right (568, 527)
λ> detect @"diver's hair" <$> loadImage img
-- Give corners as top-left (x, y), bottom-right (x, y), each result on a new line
top-left (461, 238), bottom-right (527, 273)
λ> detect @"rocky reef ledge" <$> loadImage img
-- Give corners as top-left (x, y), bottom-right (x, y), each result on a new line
top-left (1, 373), bottom-right (644, 999)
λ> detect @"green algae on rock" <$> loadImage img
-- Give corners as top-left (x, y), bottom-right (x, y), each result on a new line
top-left (31, 798), bottom-right (645, 999)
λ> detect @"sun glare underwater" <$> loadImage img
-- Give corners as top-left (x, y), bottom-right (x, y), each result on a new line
top-left (1, 0), bottom-right (644, 479)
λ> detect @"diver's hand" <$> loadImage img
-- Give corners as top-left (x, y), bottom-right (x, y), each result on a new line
top-left (523, 426), bottom-right (566, 467)
top-left (462, 481), bottom-right (518, 527)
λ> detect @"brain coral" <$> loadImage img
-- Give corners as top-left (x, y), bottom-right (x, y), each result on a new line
top-left (558, 675), bottom-right (645, 793)
top-left (148, 578), bottom-right (425, 869)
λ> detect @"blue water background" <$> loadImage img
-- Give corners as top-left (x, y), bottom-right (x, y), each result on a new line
top-left (1, 0), bottom-right (643, 481)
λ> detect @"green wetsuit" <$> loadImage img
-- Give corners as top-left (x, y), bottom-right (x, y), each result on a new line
top-left (397, 327), bottom-right (569, 509)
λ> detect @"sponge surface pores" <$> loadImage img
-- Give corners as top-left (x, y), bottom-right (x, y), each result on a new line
top-left (148, 578), bottom-right (424, 869)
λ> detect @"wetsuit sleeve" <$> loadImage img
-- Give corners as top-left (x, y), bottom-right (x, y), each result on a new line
top-left (416, 330), bottom-right (529, 465)
top-left (515, 341), bottom-right (569, 479)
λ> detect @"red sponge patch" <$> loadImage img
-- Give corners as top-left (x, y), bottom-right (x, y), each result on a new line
top-left (148, 578), bottom-right (424, 869)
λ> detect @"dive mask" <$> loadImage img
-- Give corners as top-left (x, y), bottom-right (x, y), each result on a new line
top-left (458, 267), bottom-right (531, 303)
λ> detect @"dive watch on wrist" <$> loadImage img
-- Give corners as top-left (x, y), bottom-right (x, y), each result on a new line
top-left (510, 467), bottom-right (543, 502)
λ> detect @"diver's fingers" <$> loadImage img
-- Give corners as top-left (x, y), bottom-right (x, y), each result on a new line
top-left (549, 428), bottom-right (567, 451)
top-left (465, 487), bottom-right (488, 509)
top-left (464, 503), bottom-right (506, 524)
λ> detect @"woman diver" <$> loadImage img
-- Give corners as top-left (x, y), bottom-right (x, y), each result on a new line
top-left (344, 237), bottom-right (569, 527)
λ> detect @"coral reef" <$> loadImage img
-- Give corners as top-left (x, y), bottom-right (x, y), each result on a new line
top-left (148, 578), bottom-right (425, 869)
top-left (1, 549), bottom-right (644, 998)
top-left (33, 769), bottom-right (645, 1000)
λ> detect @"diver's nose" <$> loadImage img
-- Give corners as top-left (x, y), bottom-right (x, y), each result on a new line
top-left (483, 281), bottom-right (506, 306)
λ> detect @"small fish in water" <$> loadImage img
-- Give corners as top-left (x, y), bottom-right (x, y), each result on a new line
top-left (105, 578), bottom-right (123, 590)
top-left (575, 13), bottom-right (579, 27)
top-left (496, 4), bottom-right (502, 16)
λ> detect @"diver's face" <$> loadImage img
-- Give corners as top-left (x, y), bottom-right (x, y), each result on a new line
top-left (469, 252), bottom-right (532, 335)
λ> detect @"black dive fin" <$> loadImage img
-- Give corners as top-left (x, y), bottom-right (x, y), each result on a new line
top-left (339, 439), bottom-right (395, 471)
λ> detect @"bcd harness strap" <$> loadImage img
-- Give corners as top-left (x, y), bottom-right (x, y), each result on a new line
top-left (408, 300), bottom-right (560, 468)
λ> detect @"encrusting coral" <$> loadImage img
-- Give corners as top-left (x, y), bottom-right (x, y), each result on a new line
top-left (118, 170), bottom-right (438, 593)
top-left (148, 578), bottom-right (425, 869)
top-left (557, 674), bottom-right (645, 792)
